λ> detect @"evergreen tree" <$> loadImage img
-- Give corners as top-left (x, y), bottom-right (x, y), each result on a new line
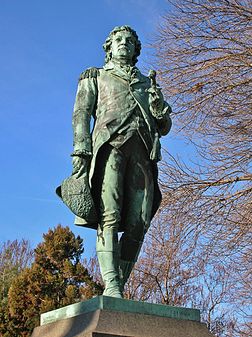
top-left (4, 225), bottom-right (102, 337)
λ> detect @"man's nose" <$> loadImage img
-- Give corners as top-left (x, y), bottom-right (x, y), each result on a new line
top-left (120, 38), bottom-right (127, 45)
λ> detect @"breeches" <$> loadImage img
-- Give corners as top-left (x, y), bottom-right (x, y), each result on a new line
top-left (93, 134), bottom-right (154, 261)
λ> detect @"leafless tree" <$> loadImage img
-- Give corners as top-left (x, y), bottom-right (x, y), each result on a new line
top-left (124, 210), bottom-right (202, 305)
top-left (0, 239), bottom-right (33, 301)
top-left (128, 1), bottom-right (252, 335)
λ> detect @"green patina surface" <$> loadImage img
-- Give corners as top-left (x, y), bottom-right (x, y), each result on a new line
top-left (57, 25), bottom-right (173, 300)
top-left (40, 296), bottom-right (200, 326)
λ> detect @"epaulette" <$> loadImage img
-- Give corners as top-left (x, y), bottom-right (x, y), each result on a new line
top-left (79, 67), bottom-right (100, 81)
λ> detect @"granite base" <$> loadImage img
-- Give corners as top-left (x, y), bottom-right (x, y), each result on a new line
top-left (31, 296), bottom-right (214, 337)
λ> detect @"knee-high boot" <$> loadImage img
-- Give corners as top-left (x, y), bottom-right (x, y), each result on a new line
top-left (119, 236), bottom-right (143, 293)
top-left (119, 259), bottom-right (135, 293)
top-left (96, 228), bottom-right (123, 298)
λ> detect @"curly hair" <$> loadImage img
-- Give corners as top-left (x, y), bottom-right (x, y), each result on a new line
top-left (103, 25), bottom-right (141, 66)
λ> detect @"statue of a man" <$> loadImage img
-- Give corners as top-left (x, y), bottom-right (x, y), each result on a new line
top-left (69, 26), bottom-right (171, 298)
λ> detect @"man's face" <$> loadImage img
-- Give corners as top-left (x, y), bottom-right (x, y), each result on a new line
top-left (110, 30), bottom-right (136, 64)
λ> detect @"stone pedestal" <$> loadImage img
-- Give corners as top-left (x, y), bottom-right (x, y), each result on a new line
top-left (31, 296), bottom-right (214, 337)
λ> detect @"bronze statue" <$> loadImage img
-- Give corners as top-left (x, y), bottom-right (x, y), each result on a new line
top-left (57, 26), bottom-right (172, 298)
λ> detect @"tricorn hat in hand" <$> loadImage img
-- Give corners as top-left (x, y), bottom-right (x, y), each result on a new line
top-left (56, 173), bottom-right (98, 225)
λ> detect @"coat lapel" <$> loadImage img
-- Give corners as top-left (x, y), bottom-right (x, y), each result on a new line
top-left (103, 62), bottom-right (148, 85)
top-left (103, 62), bottom-right (129, 82)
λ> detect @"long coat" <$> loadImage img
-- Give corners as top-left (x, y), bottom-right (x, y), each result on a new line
top-left (72, 62), bottom-right (172, 228)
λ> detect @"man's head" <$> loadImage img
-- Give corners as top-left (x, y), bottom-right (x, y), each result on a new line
top-left (103, 26), bottom-right (141, 66)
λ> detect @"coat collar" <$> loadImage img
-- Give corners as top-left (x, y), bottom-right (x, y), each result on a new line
top-left (103, 61), bottom-right (147, 84)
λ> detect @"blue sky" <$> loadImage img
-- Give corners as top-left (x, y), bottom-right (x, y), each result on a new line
top-left (0, 0), bottom-right (186, 257)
